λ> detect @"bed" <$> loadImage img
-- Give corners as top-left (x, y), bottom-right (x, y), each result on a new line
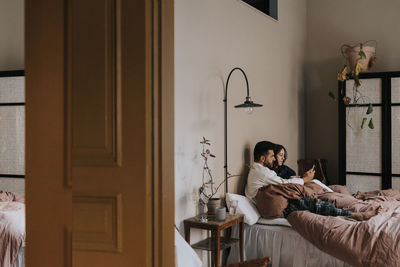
top-left (14, 246), bottom-right (24, 267)
top-left (226, 218), bottom-right (351, 267)
top-left (0, 192), bottom-right (25, 267)
top-left (225, 183), bottom-right (400, 267)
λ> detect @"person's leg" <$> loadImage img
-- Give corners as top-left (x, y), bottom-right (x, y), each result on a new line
top-left (283, 198), bottom-right (381, 221)
top-left (313, 199), bottom-right (382, 220)
top-left (283, 198), bottom-right (348, 217)
top-left (283, 198), bottom-right (320, 217)
top-left (314, 198), bottom-right (352, 217)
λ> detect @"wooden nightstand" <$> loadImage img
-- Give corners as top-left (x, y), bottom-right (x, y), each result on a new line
top-left (184, 213), bottom-right (244, 267)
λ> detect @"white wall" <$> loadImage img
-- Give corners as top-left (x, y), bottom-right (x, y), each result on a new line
top-left (306, 0), bottom-right (400, 184)
top-left (0, 0), bottom-right (25, 193)
top-left (175, 0), bottom-right (307, 233)
top-left (0, 0), bottom-right (24, 70)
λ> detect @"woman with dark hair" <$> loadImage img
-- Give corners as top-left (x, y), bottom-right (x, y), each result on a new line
top-left (273, 144), bottom-right (296, 179)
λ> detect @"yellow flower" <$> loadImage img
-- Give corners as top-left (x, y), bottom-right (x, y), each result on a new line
top-left (354, 62), bottom-right (363, 76)
top-left (337, 66), bottom-right (348, 81)
top-left (342, 96), bottom-right (351, 105)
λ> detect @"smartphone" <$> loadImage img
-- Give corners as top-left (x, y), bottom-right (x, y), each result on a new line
top-left (311, 164), bottom-right (316, 171)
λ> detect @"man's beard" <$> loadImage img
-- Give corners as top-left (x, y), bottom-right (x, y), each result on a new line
top-left (263, 160), bottom-right (273, 169)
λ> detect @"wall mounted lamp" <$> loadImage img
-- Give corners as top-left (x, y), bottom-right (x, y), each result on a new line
top-left (224, 67), bottom-right (263, 193)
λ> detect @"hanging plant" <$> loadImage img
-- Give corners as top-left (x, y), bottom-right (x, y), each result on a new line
top-left (329, 40), bottom-right (377, 129)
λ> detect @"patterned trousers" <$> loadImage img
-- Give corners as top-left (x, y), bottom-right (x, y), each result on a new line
top-left (283, 197), bottom-right (352, 218)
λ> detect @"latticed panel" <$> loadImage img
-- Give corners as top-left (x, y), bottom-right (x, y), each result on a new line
top-left (346, 107), bottom-right (382, 173)
top-left (346, 174), bottom-right (381, 194)
top-left (393, 106), bottom-right (400, 175)
top-left (392, 77), bottom-right (400, 178)
top-left (392, 77), bottom-right (400, 103)
top-left (392, 177), bottom-right (400, 190)
top-left (0, 106), bottom-right (25, 175)
top-left (0, 77), bottom-right (24, 103)
top-left (345, 78), bottom-right (381, 104)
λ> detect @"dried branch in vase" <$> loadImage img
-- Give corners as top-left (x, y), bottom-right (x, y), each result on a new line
top-left (198, 137), bottom-right (244, 206)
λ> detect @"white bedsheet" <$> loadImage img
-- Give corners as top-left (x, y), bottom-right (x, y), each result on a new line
top-left (13, 247), bottom-right (24, 267)
top-left (175, 229), bottom-right (202, 267)
top-left (257, 217), bottom-right (292, 227)
top-left (227, 222), bottom-right (352, 267)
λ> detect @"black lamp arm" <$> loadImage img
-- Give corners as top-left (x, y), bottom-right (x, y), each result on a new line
top-left (224, 67), bottom-right (250, 101)
top-left (224, 67), bottom-right (250, 194)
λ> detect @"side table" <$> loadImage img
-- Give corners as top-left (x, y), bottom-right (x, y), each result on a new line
top-left (184, 213), bottom-right (244, 267)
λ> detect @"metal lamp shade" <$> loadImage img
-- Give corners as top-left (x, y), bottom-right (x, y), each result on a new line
top-left (234, 97), bottom-right (263, 108)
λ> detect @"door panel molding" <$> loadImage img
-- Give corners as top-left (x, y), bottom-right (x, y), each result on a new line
top-left (70, 0), bottom-right (120, 167)
top-left (73, 193), bottom-right (122, 252)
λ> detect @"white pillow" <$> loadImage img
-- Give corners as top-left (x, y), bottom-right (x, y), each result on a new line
top-left (311, 179), bottom-right (333, 192)
top-left (226, 193), bottom-right (260, 225)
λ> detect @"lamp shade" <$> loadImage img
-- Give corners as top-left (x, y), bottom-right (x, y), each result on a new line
top-left (234, 96), bottom-right (263, 108)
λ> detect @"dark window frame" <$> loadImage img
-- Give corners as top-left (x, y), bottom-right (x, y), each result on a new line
top-left (241, 0), bottom-right (278, 20)
top-left (338, 71), bottom-right (400, 188)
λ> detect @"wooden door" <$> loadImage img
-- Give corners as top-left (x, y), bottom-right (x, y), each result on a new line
top-left (69, 0), bottom-right (174, 267)
top-left (26, 0), bottom-right (174, 266)
top-left (25, 1), bottom-right (73, 267)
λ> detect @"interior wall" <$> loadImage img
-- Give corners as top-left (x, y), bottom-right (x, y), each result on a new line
top-left (0, 0), bottom-right (24, 70)
top-left (175, 0), bottom-right (307, 230)
top-left (0, 0), bottom-right (25, 193)
top-left (306, 0), bottom-right (400, 185)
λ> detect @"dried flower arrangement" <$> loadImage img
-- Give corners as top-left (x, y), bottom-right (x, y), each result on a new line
top-left (329, 40), bottom-right (377, 129)
top-left (198, 137), bottom-right (224, 205)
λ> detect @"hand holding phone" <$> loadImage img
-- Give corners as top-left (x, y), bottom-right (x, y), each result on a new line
top-left (311, 164), bottom-right (316, 171)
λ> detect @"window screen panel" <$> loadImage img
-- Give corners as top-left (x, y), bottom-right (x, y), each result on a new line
top-left (0, 77), bottom-right (24, 103)
top-left (392, 77), bottom-right (400, 103)
top-left (346, 107), bottom-right (381, 173)
top-left (0, 106), bottom-right (25, 175)
top-left (346, 174), bottom-right (381, 194)
top-left (392, 177), bottom-right (400, 190)
top-left (345, 78), bottom-right (381, 104)
top-left (393, 106), bottom-right (400, 174)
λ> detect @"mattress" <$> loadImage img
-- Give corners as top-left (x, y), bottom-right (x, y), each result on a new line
top-left (226, 219), bottom-right (352, 267)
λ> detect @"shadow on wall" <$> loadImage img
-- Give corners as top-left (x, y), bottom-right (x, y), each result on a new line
top-left (305, 56), bottom-right (343, 185)
top-left (235, 144), bottom-right (251, 195)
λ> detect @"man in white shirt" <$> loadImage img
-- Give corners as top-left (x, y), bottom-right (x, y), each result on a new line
top-left (245, 141), bottom-right (314, 202)
top-left (245, 141), bottom-right (381, 221)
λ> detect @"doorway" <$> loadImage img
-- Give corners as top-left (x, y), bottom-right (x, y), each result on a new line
top-left (25, 0), bottom-right (174, 266)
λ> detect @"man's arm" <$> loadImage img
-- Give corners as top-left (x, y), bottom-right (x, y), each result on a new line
top-left (265, 167), bottom-right (315, 185)
top-left (263, 167), bottom-right (304, 185)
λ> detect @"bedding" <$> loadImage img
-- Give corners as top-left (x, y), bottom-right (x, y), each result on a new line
top-left (257, 183), bottom-right (400, 267)
top-left (226, 220), bottom-right (351, 267)
top-left (255, 182), bottom-right (328, 219)
top-left (0, 191), bottom-right (25, 267)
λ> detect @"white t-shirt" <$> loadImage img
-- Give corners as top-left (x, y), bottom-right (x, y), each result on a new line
top-left (245, 162), bottom-right (304, 202)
